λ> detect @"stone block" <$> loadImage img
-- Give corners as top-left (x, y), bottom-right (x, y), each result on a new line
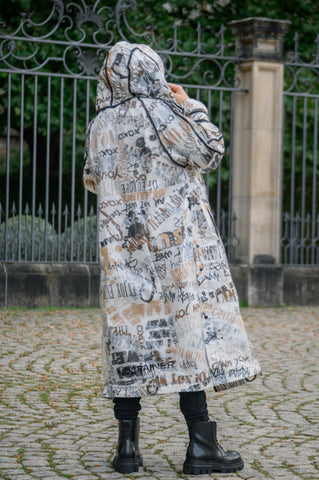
top-left (89, 264), bottom-right (100, 307)
top-left (230, 264), bottom-right (249, 305)
top-left (4, 263), bottom-right (91, 308)
top-left (230, 17), bottom-right (291, 62)
top-left (0, 263), bottom-right (6, 306)
top-left (283, 266), bottom-right (319, 305)
top-left (6, 263), bottom-right (50, 308)
top-left (248, 264), bottom-right (283, 306)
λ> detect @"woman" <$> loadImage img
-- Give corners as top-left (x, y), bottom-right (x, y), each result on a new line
top-left (83, 41), bottom-right (261, 475)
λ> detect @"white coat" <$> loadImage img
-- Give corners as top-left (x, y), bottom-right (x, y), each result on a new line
top-left (83, 41), bottom-right (261, 397)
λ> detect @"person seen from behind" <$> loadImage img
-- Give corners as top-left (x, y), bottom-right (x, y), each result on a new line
top-left (83, 41), bottom-right (261, 475)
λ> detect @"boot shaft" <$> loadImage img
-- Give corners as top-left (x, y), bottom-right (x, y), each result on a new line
top-left (117, 419), bottom-right (139, 458)
top-left (187, 420), bottom-right (222, 460)
top-left (183, 420), bottom-right (244, 474)
top-left (113, 418), bottom-right (143, 473)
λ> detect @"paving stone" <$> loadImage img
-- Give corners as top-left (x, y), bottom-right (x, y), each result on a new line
top-left (0, 306), bottom-right (318, 480)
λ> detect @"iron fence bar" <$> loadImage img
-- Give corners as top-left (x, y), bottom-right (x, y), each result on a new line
top-left (284, 61), bottom-right (319, 68)
top-left (216, 89), bottom-right (223, 232)
top-left (311, 98), bottom-right (318, 264)
top-left (178, 83), bottom-right (247, 93)
top-left (31, 75), bottom-right (38, 262)
top-left (18, 73), bottom-right (25, 261)
top-left (228, 91), bottom-right (235, 261)
top-left (70, 78), bottom-right (77, 262)
top-left (0, 33), bottom-right (242, 61)
top-left (289, 96), bottom-right (297, 263)
top-left (51, 202), bottom-right (56, 261)
top-left (44, 77), bottom-right (51, 262)
top-left (83, 79), bottom-right (91, 263)
top-left (300, 97), bottom-right (308, 264)
top-left (0, 67), bottom-right (98, 80)
top-left (58, 77), bottom-right (64, 262)
top-left (0, 68), bottom-right (248, 92)
top-left (279, 92), bottom-right (286, 264)
top-left (94, 203), bottom-right (99, 263)
top-left (284, 92), bottom-right (319, 98)
top-left (0, 35), bottom-right (110, 49)
top-left (4, 73), bottom-right (11, 262)
top-left (205, 89), bottom-right (211, 197)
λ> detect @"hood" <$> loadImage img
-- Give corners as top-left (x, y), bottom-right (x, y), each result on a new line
top-left (96, 41), bottom-right (175, 111)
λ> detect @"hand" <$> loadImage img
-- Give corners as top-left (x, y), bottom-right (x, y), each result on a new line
top-left (168, 83), bottom-right (189, 105)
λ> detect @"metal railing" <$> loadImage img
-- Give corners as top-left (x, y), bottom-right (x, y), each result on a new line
top-left (0, 0), bottom-right (243, 264)
top-left (0, 202), bottom-right (239, 263)
top-left (281, 33), bottom-right (319, 264)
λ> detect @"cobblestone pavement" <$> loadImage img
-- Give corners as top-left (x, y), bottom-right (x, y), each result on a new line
top-left (0, 306), bottom-right (318, 480)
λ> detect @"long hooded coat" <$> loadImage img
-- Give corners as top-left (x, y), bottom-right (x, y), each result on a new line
top-left (83, 41), bottom-right (261, 398)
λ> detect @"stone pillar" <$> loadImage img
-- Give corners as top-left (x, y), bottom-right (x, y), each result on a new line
top-left (230, 18), bottom-right (291, 266)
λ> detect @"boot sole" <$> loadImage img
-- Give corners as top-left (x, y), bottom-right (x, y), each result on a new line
top-left (113, 457), bottom-right (141, 474)
top-left (183, 458), bottom-right (244, 475)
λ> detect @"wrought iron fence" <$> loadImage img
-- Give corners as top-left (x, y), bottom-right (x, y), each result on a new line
top-left (281, 33), bottom-right (319, 264)
top-left (281, 212), bottom-right (319, 265)
top-left (0, 0), bottom-right (242, 264)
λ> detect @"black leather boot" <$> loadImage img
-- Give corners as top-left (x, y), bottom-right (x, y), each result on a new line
top-left (183, 420), bottom-right (244, 475)
top-left (113, 418), bottom-right (143, 473)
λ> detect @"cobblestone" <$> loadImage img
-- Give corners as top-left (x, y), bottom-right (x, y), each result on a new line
top-left (0, 306), bottom-right (318, 480)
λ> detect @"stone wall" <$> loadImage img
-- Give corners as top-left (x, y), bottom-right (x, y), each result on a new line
top-left (1, 262), bottom-right (319, 308)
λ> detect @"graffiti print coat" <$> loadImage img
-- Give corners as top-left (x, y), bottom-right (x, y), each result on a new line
top-left (83, 41), bottom-right (261, 398)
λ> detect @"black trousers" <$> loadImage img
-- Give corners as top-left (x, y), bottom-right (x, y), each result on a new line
top-left (113, 391), bottom-right (209, 423)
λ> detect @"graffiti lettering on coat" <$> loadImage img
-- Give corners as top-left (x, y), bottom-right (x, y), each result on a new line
top-left (153, 196), bottom-right (165, 206)
top-left (118, 128), bottom-right (140, 139)
top-left (109, 325), bottom-right (128, 335)
top-left (229, 366), bottom-right (250, 378)
top-left (214, 284), bottom-right (237, 303)
top-left (175, 304), bottom-right (191, 320)
top-left (151, 228), bottom-right (184, 252)
top-left (103, 275), bottom-right (155, 303)
top-left (204, 326), bottom-right (224, 344)
top-left (177, 346), bottom-right (204, 364)
top-left (155, 250), bottom-right (172, 262)
top-left (172, 373), bottom-right (192, 385)
top-left (100, 198), bottom-right (122, 207)
top-left (83, 42), bottom-right (261, 398)
top-left (122, 227), bottom-right (184, 255)
top-left (147, 192), bottom-right (184, 230)
top-left (112, 350), bottom-right (140, 365)
top-left (99, 209), bottom-right (123, 241)
top-left (100, 167), bottom-right (123, 180)
top-left (171, 262), bottom-right (194, 288)
top-left (119, 300), bottom-right (171, 326)
top-left (193, 243), bottom-right (223, 263)
top-left (136, 324), bottom-right (145, 348)
top-left (117, 360), bottom-right (175, 379)
top-left (98, 147), bottom-right (118, 156)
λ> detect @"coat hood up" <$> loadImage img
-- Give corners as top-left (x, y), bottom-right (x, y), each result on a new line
top-left (96, 41), bottom-right (175, 111)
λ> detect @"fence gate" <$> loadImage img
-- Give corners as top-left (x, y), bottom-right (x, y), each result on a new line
top-left (0, 0), bottom-right (243, 264)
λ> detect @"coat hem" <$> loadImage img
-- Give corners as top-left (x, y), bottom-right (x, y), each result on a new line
top-left (100, 370), bottom-right (262, 399)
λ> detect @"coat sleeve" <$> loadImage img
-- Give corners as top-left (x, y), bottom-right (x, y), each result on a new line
top-left (153, 98), bottom-right (224, 173)
top-left (82, 123), bottom-right (98, 195)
